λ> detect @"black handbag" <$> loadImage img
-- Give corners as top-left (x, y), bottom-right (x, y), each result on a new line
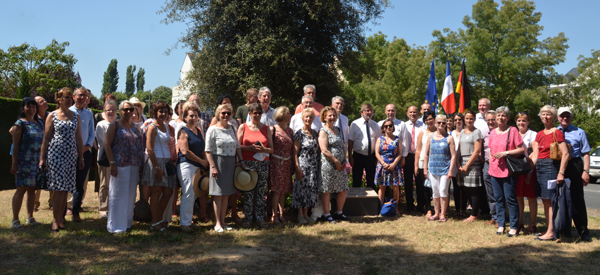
top-left (165, 161), bottom-right (177, 176)
top-left (98, 149), bottom-right (110, 167)
top-left (36, 166), bottom-right (48, 190)
top-left (505, 128), bottom-right (532, 176)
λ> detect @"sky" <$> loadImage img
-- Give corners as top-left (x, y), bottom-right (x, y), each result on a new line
top-left (2, 0), bottom-right (598, 99)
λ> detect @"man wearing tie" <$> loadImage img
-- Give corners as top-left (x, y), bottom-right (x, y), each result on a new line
top-left (348, 103), bottom-right (380, 188)
top-left (403, 106), bottom-right (425, 212)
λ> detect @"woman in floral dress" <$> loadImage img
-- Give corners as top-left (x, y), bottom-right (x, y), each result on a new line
top-left (269, 106), bottom-right (294, 225)
top-left (375, 118), bottom-right (404, 208)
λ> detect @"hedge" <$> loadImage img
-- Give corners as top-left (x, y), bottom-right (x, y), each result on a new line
top-left (0, 96), bottom-right (100, 191)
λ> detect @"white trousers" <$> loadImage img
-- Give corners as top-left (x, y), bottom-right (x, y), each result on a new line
top-left (107, 166), bottom-right (139, 233)
top-left (177, 162), bottom-right (199, 226)
top-left (428, 173), bottom-right (449, 199)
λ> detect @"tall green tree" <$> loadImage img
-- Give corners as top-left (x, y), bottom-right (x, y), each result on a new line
top-left (101, 59), bottom-right (119, 96)
top-left (428, 0), bottom-right (568, 109)
top-left (159, 0), bottom-right (389, 108)
top-left (0, 40), bottom-right (78, 101)
top-left (136, 68), bottom-right (146, 92)
top-left (15, 70), bottom-right (31, 99)
top-left (125, 65), bottom-right (137, 97)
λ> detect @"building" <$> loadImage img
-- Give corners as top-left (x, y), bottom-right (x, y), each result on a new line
top-left (171, 53), bottom-right (195, 118)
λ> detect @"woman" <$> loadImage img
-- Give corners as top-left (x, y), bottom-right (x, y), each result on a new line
top-left (457, 110), bottom-right (484, 222)
top-left (10, 98), bottom-right (43, 228)
top-left (292, 108), bottom-right (321, 224)
top-left (531, 105), bottom-right (570, 241)
top-left (95, 93), bottom-right (118, 123)
top-left (237, 103), bottom-right (274, 228)
top-left (414, 111), bottom-right (436, 217)
top-left (171, 100), bottom-right (186, 140)
top-left (515, 112), bottom-right (538, 234)
top-left (488, 106), bottom-right (525, 237)
top-left (177, 102), bottom-right (210, 232)
top-left (269, 106), bottom-right (294, 225)
top-left (446, 113), bottom-right (455, 134)
top-left (39, 87), bottom-right (84, 233)
top-left (210, 95), bottom-right (239, 130)
top-left (375, 118), bottom-right (403, 209)
top-left (423, 115), bottom-right (456, 222)
top-left (95, 100), bottom-right (118, 219)
top-left (132, 107), bottom-right (145, 129)
top-left (141, 101), bottom-right (176, 231)
top-left (319, 106), bottom-right (349, 223)
top-left (452, 113), bottom-right (467, 216)
top-left (205, 103), bottom-right (245, 232)
top-left (104, 100), bottom-right (144, 233)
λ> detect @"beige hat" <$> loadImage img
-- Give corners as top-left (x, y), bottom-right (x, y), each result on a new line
top-left (129, 97), bottom-right (146, 109)
top-left (192, 168), bottom-right (209, 197)
top-left (234, 166), bottom-right (258, 192)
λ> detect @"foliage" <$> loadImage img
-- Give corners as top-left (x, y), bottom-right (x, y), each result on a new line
top-left (151, 86), bottom-right (173, 106)
top-left (136, 68), bottom-right (146, 92)
top-left (428, 0), bottom-right (568, 111)
top-left (159, 0), bottom-right (389, 109)
top-left (133, 90), bottom-right (151, 113)
top-left (571, 106), bottom-right (600, 148)
top-left (512, 86), bottom-right (550, 131)
top-left (112, 92), bottom-right (128, 104)
top-left (338, 32), bottom-right (430, 122)
top-left (0, 40), bottom-right (79, 101)
top-left (101, 59), bottom-right (119, 96)
top-left (563, 49), bottom-right (600, 110)
top-left (125, 65), bottom-right (137, 98)
top-left (14, 70), bottom-right (31, 99)
top-left (88, 93), bottom-right (101, 110)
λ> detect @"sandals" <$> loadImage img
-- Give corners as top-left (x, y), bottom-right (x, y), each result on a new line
top-left (528, 224), bottom-right (537, 235)
top-left (427, 216), bottom-right (438, 221)
top-left (150, 220), bottom-right (166, 232)
top-left (26, 217), bottom-right (41, 226)
top-left (11, 220), bottom-right (23, 229)
top-left (438, 217), bottom-right (447, 223)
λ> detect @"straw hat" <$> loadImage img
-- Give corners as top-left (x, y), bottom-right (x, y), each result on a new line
top-left (129, 97), bottom-right (146, 109)
top-left (234, 166), bottom-right (258, 192)
top-left (192, 168), bottom-right (209, 197)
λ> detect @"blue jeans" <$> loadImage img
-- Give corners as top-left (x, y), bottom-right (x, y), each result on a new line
top-left (491, 175), bottom-right (520, 229)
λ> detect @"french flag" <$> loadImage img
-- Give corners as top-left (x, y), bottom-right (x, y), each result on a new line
top-left (440, 59), bottom-right (455, 114)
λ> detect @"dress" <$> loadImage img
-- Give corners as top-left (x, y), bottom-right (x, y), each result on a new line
top-left (269, 126), bottom-right (294, 194)
top-left (375, 136), bottom-right (403, 186)
top-left (458, 129), bottom-right (483, 187)
top-left (14, 119), bottom-right (44, 187)
top-left (205, 125), bottom-right (239, 196)
top-left (291, 129), bottom-right (321, 208)
top-left (47, 111), bottom-right (78, 193)
top-left (320, 127), bottom-right (349, 193)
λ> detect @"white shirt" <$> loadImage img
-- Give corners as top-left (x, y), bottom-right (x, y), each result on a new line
top-left (378, 118), bottom-right (409, 157)
top-left (335, 114), bottom-right (349, 147)
top-left (348, 117), bottom-right (381, 155)
top-left (290, 113), bottom-right (322, 134)
top-left (246, 105), bottom-right (276, 126)
top-left (520, 129), bottom-right (537, 153)
top-left (95, 120), bottom-right (111, 161)
top-left (404, 119), bottom-right (424, 154)
top-left (475, 113), bottom-right (489, 135)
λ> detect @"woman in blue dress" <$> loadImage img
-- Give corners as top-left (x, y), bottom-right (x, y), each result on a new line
top-left (375, 119), bottom-right (404, 209)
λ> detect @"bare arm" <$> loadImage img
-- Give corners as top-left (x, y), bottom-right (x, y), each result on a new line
top-left (293, 140), bottom-right (303, 181)
top-left (582, 152), bottom-right (590, 185)
top-left (375, 138), bottom-right (384, 165)
top-left (447, 136), bottom-right (456, 178)
top-left (422, 136), bottom-right (431, 179)
top-left (178, 129), bottom-right (208, 167)
top-left (146, 124), bottom-right (163, 181)
top-left (39, 114), bottom-right (54, 167)
top-left (264, 127), bottom-right (274, 154)
top-left (10, 123), bottom-right (21, 175)
top-left (104, 122), bottom-right (118, 177)
top-left (463, 139), bottom-right (482, 171)
top-left (414, 131), bottom-right (424, 176)
top-left (389, 139), bottom-right (402, 170)
top-left (557, 141), bottom-right (569, 182)
top-left (531, 141), bottom-right (539, 165)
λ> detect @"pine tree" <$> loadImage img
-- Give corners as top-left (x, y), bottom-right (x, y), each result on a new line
top-left (136, 68), bottom-right (145, 92)
top-left (101, 59), bottom-right (119, 96)
top-left (125, 65), bottom-right (136, 97)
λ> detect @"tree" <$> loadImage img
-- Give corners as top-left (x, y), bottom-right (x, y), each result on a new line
top-left (101, 59), bottom-right (119, 96)
top-left (111, 92), bottom-right (128, 104)
top-left (125, 65), bottom-right (137, 97)
top-left (562, 49), bottom-right (600, 110)
top-left (428, 0), bottom-right (568, 110)
top-left (159, 0), bottom-right (389, 108)
top-left (0, 40), bottom-right (78, 101)
top-left (151, 86), bottom-right (173, 105)
top-left (15, 70), bottom-right (31, 99)
top-left (136, 68), bottom-right (146, 92)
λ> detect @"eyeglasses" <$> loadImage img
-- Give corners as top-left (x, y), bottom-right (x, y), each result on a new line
top-left (486, 119), bottom-right (495, 122)
top-left (122, 108), bottom-right (134, 112)
top-left (436, 122), bottom-right (447, 125)
top-left (382, 125), bottom-right (394, 129)
top-left (252, 112), bottom-right (263, 115)
top-left (221, 112), bottom-right (232, 116)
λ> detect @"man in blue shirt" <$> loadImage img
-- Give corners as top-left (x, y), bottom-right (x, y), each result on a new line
top-left (557, 107), bottom-right (591, 242)
top-left (68, 87), bottom-right (96, 222)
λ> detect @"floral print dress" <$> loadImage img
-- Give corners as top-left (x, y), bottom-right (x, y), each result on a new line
top-left (291, 129), bottom-right (321, 209)
top-left (375, 136), bottom-right (403, 186)
top-left (269, 126), bottom-right (294, 194)
top-left (320, 127), bottom-right (349, 193)
top-left (14, 119), bottom-right (44, 187)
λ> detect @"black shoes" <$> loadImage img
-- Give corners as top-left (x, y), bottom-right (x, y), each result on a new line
top-left (579, 235), bottom-right (592, 243)
top-left (333, 213), bottom-right (349, 221)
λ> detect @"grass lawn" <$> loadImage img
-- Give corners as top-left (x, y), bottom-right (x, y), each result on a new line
top-left (1, 181), bottom-right (600, 274)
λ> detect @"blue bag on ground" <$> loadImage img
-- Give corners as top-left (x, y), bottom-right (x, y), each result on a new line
top-left (380, 198), bottom-right (397, 217)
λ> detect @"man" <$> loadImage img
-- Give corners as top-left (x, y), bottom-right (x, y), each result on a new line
top-left (417, 103), bottom-right (431, 123)
top-left (475, 98), bottom-right (491, 133)
top-left (235, 88), bottom-right (259, 124)
top-left (403, 105), bottom-right (425, 212)
top-left (481, 110), bottom-right (498, 226)
top-left (246, 86), bottom-right (276, 126)
top-left (188, 94), bottom-right (212, 133)
top-left (557, 107), bottom-right (592, 242)
top-left (332, 96), bottom-right (349, 151)
top-left (290, 95), bottom-right (322, 133)
top-left (348, 103), bottom-right (380, 188)
top-left (294, 84), bottom-right (324, 115)
top-left (68, 87), bottom-right (95, 222)
top-left (33, 96), bottom-right (50, 211)
top-left (377, 104), bottom-right (408, 163)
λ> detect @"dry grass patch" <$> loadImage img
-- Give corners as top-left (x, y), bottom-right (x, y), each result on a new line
top-left (0, 182), bottom-right (599, 274)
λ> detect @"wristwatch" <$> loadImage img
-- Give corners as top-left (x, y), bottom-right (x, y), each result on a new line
top-left (109, 161), bottom-right (116, 165)
top-left (559, 171), bottom-right (565, 175)
top-left (154, 166), bottom-right (160, 170)
top-left (584, 169), bottom-right (590, 173)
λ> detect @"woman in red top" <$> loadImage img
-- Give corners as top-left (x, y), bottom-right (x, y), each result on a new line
top-left (531, 105), bottom-right (570, 241)
top-left (237, 103), bottom-right (274, 228)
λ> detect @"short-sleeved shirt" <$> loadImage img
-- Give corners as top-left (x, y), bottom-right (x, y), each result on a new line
top-left (205, 125), bottom-right (240, 156)
top-left (348, 117), bottom-right (381, 155)
top-left (488, 127), bottom-right (523, 178)
top-left (235, 105), bottom-right (249, 121)
top-left (535, 129), bottom-right (565, 159)
top-left (459, 128), bottom-right (483, 156)
top-left (520, 129), bottom-right (537, 154)
top-left (557, 124), bottom-right (591, 158)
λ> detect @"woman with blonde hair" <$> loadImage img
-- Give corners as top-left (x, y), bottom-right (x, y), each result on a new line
top-left (269, 106), bottom-right (294, 225)
top-left (515, 112), bottom-right (538, 234)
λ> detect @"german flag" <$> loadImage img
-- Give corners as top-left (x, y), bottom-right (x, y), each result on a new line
top-left (455, 60), bottom-right (471, 113)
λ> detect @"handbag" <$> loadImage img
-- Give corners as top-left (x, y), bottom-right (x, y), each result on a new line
top-left (380, 198), bottom-right (397, 217)
top-left (36, 166), bottom-right (48, 190)
top-left (165, 161), bottom-right (177, 176)
top-left (424, 178), bottom-right (432, 188)
top-left (549, 130), bottom-right (572, 161)
top-left (505, 128), bottom-right (532, 176)
top-left (97, 149), bottom-right (110, 167)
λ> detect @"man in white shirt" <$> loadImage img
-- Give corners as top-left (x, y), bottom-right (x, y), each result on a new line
top-left (417, 103), bottom-right (432, 123)
top-left (474, 98), bottom-right (491, 134)
top-left (403, 106), bottom-right (425, 212)
top-left (294, 84), bottom-right (324, 115)
top-left (348, 103), bottom-right (380, 188)
top-left (246, 86), bottom-right (276, 126)
top-left (332, 96), bottom-right (349, 156)
top-left (290, 95), bottom-right (322, 133)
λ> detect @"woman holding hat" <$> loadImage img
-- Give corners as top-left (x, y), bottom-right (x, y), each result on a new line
top-left (205, 103), bottom-right (245, 232)
top-left (177, 102), bottom-right (209, 232)
top-left (237, 103), bottom-right (274, 229)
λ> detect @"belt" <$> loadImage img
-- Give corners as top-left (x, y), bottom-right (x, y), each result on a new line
top-left (271, 154), bottom-right (291, 161)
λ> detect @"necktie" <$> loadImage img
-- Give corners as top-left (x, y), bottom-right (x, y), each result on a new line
top-left (411, 123), bottom-right (416, 152)
top-left (366, 120), bottom-right (371, 154)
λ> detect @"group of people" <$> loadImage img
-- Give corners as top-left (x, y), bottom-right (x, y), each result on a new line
top-left (8, 85), bottom-right (592, 242)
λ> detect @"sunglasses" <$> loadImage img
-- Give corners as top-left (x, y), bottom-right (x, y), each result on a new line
top-left (382, 125), bottom-right (394, 129)
top-left (221, 112), bottom-right (232, 116)
top-left (252, 112), bottom-right (263, 115)
top-left (436, 122), bottom-right (447, 125)
top-left (122, 108), bottom-right (135, 112)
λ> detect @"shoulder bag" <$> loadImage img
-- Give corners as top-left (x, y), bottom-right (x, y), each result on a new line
top-left (505, 127), bottom-right (532, 176)
top-left (549, 130), bottom-right (572, 161)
